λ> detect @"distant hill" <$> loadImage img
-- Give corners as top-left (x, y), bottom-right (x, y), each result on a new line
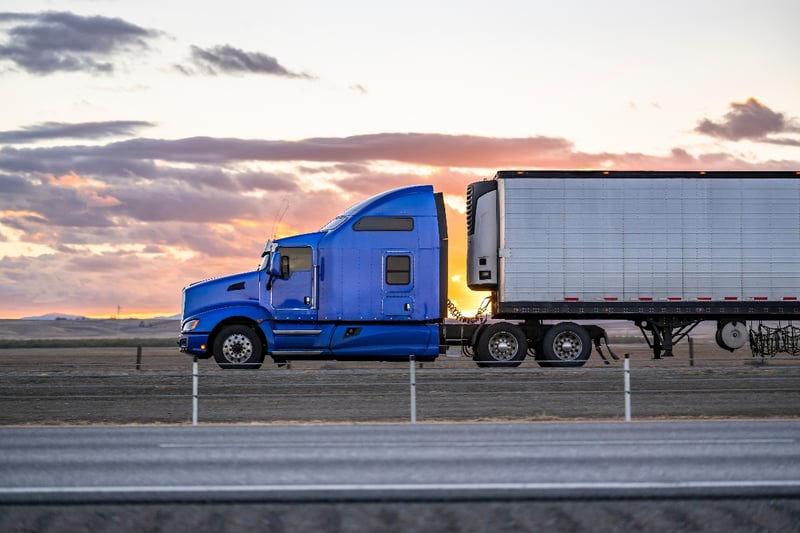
top-left (20, 313), bottom-right (180, 321)
top-left (20, 313), bottom-right (89, 321)
top-left (0, 318), bottom-right (180, 340)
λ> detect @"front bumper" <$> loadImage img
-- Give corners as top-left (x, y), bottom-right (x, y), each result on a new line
top-left (178, 332), bottom-right (212, 358)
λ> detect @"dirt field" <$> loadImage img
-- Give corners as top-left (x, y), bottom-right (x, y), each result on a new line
top-left (0, 318), bottom-right (798, 425)
top-left (1, 345), bottom-right (799, 425)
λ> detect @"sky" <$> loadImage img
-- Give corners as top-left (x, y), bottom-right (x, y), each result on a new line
top-left (0, 0), bottom-right (799, 319)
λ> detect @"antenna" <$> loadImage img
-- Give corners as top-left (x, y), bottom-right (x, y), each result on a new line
top-left (269, 196), bottom-right (290, 240)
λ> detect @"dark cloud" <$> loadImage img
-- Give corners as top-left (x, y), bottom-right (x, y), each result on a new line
top-left (0, 11), bottom-right (161, 74)
top-left (178, 44), bottom-right (314, 78)
top-left (335, 171), bottom-right (430, 197)
top-left (0, 173), bottom-right (33, 194)
top-left (0, 144), bottom-right (159, 177)
top-left (0, 133), bottom-right (575, 170)
top-left (763, 137), bottom-right (800, 147)
top-left (236, 171), bottom-right (299, 192)
top-left (113, 182), bottom-right (264, 223)
top-left (695, 98), bottom-right (800, 143)
top-left (1, 132), bottom-right (798, 184)
top-left (0, 120), bottom-right (155, 144)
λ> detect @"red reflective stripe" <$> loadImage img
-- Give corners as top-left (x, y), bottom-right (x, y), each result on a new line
top-left (638, 297), bottom-right (653, 301)
top-left (784, 297), bottom-right (797, 301)
top-left (724, 297), bottom-right (738, 301)
top-left (697, 297), bottom-right (712, 301)
top-left (667, 297), bottom-right (682, 301)
top-left (564, 297), bottom-right (579, 301)
top-left (753, 297), bottom-right (768, 301)
top-left (604, 297), bottom-right (618, 301)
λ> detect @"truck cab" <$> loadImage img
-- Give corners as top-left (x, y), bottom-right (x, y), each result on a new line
top-left (179, 185), bottom-right (448, 368)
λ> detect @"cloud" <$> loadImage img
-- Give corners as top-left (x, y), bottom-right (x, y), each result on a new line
top-left (0, 120), bottom-right (154, 144)
top-left (3, 132), bottom-right (798, 178)
top-left (695, 98), bottom-right (800, 144)
top-left (0, 173), bottom-right (33, 194)
top-left (0, 11), bottom-right (161, 74)
top-left (1, 126), bottom-right (798, 317)
top-left (0, 133), bottom-right (576, 171)
top-left (178, 44), bottom-right (315, 78)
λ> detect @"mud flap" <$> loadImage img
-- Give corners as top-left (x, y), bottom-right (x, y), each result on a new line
top-left (586, 326), bottom-right (619, 365)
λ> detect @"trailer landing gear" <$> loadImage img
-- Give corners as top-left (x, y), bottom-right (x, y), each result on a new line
top-left (638, 319), bottom-right (702, 359)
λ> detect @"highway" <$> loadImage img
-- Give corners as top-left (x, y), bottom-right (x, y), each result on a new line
top-left (2, 421), bottom-right (799, 531)
top-left (2, 421), bottom-right (799, 502)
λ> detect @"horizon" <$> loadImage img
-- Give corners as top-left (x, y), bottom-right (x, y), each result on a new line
top-left (3, 312), bottom-right (181, 321)
top-left (1, 1), bottom-right (799, 318)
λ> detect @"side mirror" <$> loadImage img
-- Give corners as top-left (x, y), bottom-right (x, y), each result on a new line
top-left (269, 251), bottom-right (283, 278)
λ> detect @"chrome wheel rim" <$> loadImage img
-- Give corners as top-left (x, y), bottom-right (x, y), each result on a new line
top-left (487, 332), bottom-right (518, 361)
top-left (221, 333), bottom-right (253, 363)
top-left (552, 331), bottom-right (582, 360)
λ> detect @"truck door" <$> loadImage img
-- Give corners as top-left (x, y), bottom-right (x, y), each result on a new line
top-left (383, 252), bottom-right (414, 317)
top-left (271, 246), bottom-right (317, 320)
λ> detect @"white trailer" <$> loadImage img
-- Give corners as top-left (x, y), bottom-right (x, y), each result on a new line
top-left (464, 170), bottom-right (800, 366)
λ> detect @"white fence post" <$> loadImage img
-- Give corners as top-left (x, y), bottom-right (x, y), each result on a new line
top-left (624, 354), bottom-right (631, 422)
top-left (192, 356), bottom-right (199, 426)
top-left (410, 355), bottom-right (417, 423)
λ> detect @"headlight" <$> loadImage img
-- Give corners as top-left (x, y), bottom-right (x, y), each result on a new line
top-left (182, 319), bottom-right (200, 332)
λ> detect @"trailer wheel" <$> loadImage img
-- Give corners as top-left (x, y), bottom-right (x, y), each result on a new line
top-left (539, 322), bottom-right (591, 367)
top-left (475, 322), bottom-right (527, 367)
top-left (213, 325), bottom-right (264, 369)
top-left (715, 321), bottom-right (748, 352)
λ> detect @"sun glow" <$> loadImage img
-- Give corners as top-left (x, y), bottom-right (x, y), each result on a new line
top-left (0, 219), bottom-right (55, 258)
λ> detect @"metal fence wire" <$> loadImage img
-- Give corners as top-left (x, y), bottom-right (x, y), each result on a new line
top-left (1, 344), bottom-right (799, 425)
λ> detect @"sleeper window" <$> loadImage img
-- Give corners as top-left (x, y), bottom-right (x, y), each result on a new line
top-left (386, 255), bottom-right (411, 285)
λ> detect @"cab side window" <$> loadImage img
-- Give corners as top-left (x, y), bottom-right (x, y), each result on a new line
top-left (279, 247), bottom-right (312, 276)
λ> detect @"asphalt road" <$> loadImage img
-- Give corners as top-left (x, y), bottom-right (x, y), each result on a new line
top-left (2, 421), bottom-right (800, 531)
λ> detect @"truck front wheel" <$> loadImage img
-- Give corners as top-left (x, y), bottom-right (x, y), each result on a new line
top-left (538, 322), bottom-right (591, 367)
top-left (213, 325), bottom-right (265, 370)
top-left (475, 322), bottom-right (527, 367)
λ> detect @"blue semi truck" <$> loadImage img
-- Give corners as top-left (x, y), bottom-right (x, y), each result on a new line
top-left (179, 170), bottom-right (800, 369)
top-left (179, 184), bottom-right (449, 368)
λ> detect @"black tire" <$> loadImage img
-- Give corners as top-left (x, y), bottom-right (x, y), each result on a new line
top-left (213, 325), bottom-right (264, 369)
top-left (475, 322), bottom-right (527, 368)
top-left (715, 328), bottom-right (729, 352)
top-left (539, 322), bottom-right (591, 367)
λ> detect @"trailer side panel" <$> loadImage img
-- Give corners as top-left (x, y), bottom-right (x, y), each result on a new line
top-left (496, 175), bottom-right (800, 304)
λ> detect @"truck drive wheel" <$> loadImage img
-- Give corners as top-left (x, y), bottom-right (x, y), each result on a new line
top-left (538, 322), bottom-right (591, 367)
top-left (475, 322), bottom-right (527, 367)
top-left (213, 325), bottom-right (264, 369)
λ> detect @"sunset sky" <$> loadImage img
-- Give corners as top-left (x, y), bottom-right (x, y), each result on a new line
top-left (1, 0), bottom-right (799, 319)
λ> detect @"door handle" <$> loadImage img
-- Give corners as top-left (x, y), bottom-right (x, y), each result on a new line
top-left (404, 303), bottom-right (411, 311)
top-left (304, 296), bottom-right (311, 306)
